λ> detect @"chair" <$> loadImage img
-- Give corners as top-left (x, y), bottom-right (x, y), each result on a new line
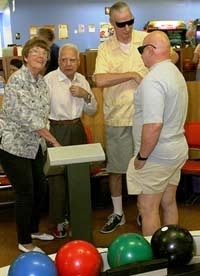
top-left (179, 121), bottom-right (200, 204)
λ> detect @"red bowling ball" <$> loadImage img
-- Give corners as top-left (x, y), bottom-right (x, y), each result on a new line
top-left (55, 240), bottom-right (102, 276)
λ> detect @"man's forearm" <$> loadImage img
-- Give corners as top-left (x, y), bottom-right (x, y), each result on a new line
top-left (139, 123), bottom-right (163, 158)
top-left (93, 72), bottom-right (143, 88)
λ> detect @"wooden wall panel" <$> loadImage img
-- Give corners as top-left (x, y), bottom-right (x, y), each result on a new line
top-left (81, 87), bottom-right (105, 149)
top-left (78, 53), bottom-right (86, 76)
top-left (0, 95), bottom-right (3, 107)
top-left (186, 81), bottom-right (200, 121)
top-left (186, 81), bottom-right (200, 158)
top-left (5, 56), bottom-right (23, 81)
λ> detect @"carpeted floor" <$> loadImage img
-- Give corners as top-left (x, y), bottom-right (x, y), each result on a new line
top-left (0, 179), bottom-right (200, 268)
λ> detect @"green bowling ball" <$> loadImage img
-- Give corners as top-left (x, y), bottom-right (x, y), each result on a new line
top-left (107, 233), bottom-right (153, 268)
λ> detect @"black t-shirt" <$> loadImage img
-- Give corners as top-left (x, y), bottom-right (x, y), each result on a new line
top-left (45, 43), bottom-right (59, 74)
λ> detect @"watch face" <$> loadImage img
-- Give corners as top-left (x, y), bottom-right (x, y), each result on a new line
top-left (87, 94), bottom-right (91, 102)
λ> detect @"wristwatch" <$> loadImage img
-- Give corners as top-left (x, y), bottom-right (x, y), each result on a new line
top-left (136, 152), bottom-right (148, 161)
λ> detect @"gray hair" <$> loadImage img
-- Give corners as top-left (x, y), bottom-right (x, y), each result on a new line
top-left (59, 43), bottom-right (80, 57)
top-left (109, 1), bottom-right (132, 19)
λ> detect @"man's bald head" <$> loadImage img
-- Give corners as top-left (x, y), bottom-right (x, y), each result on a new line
top-left (145, 31), bottom-right (170, 53)
top-left (140, 31), bottom-right (171, 68)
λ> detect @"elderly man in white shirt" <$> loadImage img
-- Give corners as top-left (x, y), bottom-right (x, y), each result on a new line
top-left (44, 43), bottom-right (97, 238)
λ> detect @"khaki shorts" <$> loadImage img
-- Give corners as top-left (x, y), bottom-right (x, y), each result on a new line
top-left (126, 156), bottom-right (186, 195)
top-left (106, 126), bottom-right (134, 173)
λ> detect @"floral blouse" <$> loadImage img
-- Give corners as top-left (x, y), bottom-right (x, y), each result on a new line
top-left (0, 65), bottom-right (50, 159)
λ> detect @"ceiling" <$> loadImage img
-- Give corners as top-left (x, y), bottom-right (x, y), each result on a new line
top-left (0, 0), bottom-right (8, 11)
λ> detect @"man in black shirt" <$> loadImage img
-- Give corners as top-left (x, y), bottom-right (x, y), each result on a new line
top-left (38, 27), bottom-right (59, 74)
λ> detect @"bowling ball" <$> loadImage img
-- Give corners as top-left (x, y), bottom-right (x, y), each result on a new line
top-left (107, 233), bottom-right (153, 268)
top-left (151, 225), bottom-right (195, 266)
top-left (8, 251), bottom-right (57, 276)
top-left (55, 240), bottom-right (102, 276)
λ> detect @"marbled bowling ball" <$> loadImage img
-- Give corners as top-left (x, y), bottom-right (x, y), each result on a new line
top-left (107, 233), bottom-right (153, 268)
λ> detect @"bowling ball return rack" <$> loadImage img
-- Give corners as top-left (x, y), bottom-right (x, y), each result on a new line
top-left (99, 230), bottom-right (200, 276)
top-left (1, 231), bottom-right (200, 275)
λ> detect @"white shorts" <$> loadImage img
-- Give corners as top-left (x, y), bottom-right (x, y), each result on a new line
top-left (126, 156), bottom-right (186, 195)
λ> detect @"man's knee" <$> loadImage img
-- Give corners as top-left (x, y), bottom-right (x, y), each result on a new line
top-left (138, 194), bottom-right (162, 216)
top-left (161, 185), bottom-right (177, 209)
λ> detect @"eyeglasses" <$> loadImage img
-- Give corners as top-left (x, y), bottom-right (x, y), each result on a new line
top-left (137, 44), bottom-right (156, 54)
top-left (29, 48), bottom-right (48, 58)
top-left (115, 18), bottom-right (134, 28)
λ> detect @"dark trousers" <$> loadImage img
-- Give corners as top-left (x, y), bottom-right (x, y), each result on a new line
top-left (48, 122), bottom-right (87, 225)
top-left (0, 146), bottom-right (47, 244)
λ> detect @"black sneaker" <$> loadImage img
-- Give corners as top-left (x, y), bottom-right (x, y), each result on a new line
top-left (100, 213), bottom-right (126, 234)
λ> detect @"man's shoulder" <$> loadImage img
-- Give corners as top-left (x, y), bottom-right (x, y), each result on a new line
top-left (51, 43), bottom-right (60, 57)
top-left (75, 71), bottom-right (88, 82)
top-left (51, 43), bottom-right (59, 51)
top-left (98, 35), bottom-right (117, 50)
top-left (44, 69), bottom-right (58, 81)
top-left (132, 30), bottom-right (148, 42)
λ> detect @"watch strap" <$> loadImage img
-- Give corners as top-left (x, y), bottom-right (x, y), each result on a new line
top-left (86, 93), bottom-right (91, 103)
top-left (136, 152), bottom-right (148, 161)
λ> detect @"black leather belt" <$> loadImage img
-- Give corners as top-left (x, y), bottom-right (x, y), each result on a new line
top-left (49, 118), bottom-right (81, 125)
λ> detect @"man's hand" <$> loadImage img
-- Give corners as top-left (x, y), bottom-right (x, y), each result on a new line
top-left (132, 72), bottom-right (143, 84)
top-left (134, 158), bottom-right (146, 170)
top-left (69, 85), bottom-right (86, 98)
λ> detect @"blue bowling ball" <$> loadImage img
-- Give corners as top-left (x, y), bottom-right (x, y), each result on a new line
top-left (8, 251), bottom-right (58, 276)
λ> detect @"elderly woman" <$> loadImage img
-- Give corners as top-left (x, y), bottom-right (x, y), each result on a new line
top-left (0, 37), bottom-right (60, 253)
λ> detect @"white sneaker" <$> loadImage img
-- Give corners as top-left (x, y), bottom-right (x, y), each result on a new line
top-left (31, 233), bottom-right (54, 241)
top-left (18, 243), bottom-right (45, 254)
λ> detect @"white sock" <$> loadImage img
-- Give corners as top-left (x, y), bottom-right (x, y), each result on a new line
top-left (57, 223), bottom-right (64, 231)
top-left (111, 196), bottom-right (123, 216)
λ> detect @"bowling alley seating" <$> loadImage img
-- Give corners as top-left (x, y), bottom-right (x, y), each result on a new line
top-left (180, 121), bottom-right (200, 204)
top-left (177, 81), bottom-right (200, 204)
top-left (0, 172), bottom-right (14, 206)
top-left (0, 96), bottom-right (14, 207)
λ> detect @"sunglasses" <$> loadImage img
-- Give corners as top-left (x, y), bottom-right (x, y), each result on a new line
top-left (115, 18), bottom-right (134, 28)
top-left (137, 44), bottom-right (156, 54)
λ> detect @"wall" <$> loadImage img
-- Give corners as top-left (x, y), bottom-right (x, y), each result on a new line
top-left (5, 0), bottom-right (200, 52)
top-left (2, 7), bottom-right (12, 48)
top-left (0, 13), bottom-right (2, 52)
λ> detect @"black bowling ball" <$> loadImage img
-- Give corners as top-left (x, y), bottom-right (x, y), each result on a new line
top-left (151, 225), bottom-right (195, 266)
